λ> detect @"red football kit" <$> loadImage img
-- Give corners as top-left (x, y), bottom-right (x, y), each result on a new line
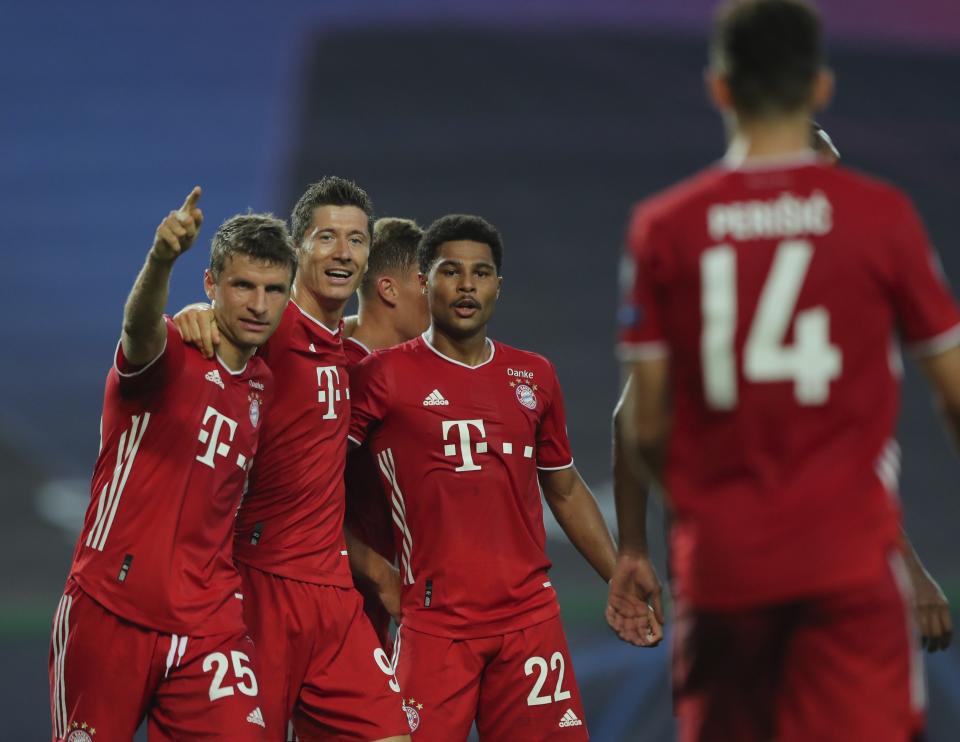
top-left (343, 334), bottom-right (397, 648)
top-left (51, 320), bottom-right (271, 741)
top-left (232, 301), bottom-right (408, 740)
top-left (349, 334), bottom-right (589, 741)
top-left (620, 151), bottom-right (960, 741)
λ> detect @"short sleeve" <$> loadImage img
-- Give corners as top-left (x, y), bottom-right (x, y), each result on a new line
top-left (536, 363), bottom-right (574, 471)
top-left (616, 203), bottom-right (670, 362)
top-left (888, 195), bottom-right (960, 356)
top-left (113, 318), bottom-right (184, 396)
top-left (348, 353), bottom-right (392, 447)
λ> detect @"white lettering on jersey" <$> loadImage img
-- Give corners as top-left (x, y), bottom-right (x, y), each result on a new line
top-left (316, 366), bottom-right (343, 420)
top-left (196, 406), bottom-right (239, 468)
top-left (708, 190), bottom-right (832, 242)
top-left (86, 413), bottom-right (150, 551)
top-left (441, 419), bottom-right (486, 472)
top-left (507, 368), bottom-right (534, 379)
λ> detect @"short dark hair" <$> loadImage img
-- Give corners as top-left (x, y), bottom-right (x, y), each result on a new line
top-left (710, 0), bottom-right (823, 117)
top-left (417, 214), bottom-right (503, 275)
top-left (210, 213), bottom-right (298, 283)
top-left (360, 217), bottom-right (424, 297)
top-left (290, 176), bottom-right (374, 248)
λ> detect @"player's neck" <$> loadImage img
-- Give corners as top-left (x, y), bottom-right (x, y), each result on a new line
top-left (727, 114), bottom-right (813, 163)
top-left (215, 336), bottom-right (254, 373)
top-left (425, 325), bottom-right (491, 367)
top-left (291, 283), bottom-right (345, 331)
top-left (352, 307), bottom-right (408, 352)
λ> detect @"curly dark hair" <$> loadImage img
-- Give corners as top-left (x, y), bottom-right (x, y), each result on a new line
top-left (417, 214), bottom-right (503, 275)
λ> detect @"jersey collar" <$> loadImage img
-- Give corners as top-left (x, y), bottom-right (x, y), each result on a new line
top-left (420, 332), bottom-right (496, 370)
top-left (291, 300), bottom-right (341, 336)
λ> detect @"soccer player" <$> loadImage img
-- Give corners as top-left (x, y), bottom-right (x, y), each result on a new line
top-left (608, 1), bottom-right (960, 740)
top-left (174, 177), bottom-right (410, 742)
top-left (349, 214), bottom-right (616, 741)
top-left (342, 217), bottom-right (430, 648)
top-left (50, 188), bottom-right (298, 740)
top-left (609, 119), bottom-right (954, 654)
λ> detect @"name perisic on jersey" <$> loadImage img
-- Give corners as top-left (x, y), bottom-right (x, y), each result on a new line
top-left (708, 190), bottom-right (833, 242)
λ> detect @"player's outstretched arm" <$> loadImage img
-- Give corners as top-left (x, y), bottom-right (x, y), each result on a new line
top-left (901, 530), bottom-right (953, 652)
top-left (122, 187), bottom-right (204, 365)
top-left (171, 303), bottom-right (219, 359)
top-left (344, 526), bottom-right (401, 621)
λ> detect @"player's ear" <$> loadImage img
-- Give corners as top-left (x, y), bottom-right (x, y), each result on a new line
top-left (811, 67), bottom-right (834, 113)
top-left (203, 269), bottom-right (216, 302)
top-left (419, 272), bottom-right (428, 295)
top-left (705, 69), bottom-right (733, 113)
top-left (377, 276), bottom-right (398, 307)
top-left (496, 275), bottom-right (503, 299)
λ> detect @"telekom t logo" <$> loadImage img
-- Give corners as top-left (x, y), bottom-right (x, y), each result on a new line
top-left (196, 405), bottom-right (239, 469)
top-left (442, 419), bottom-right (487, 472)
top-left (317, 366), bottom-right (344, 420)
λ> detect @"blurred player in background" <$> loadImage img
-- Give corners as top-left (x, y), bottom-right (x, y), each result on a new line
top-left (51, 189), bottom-right (297, 740)
top-left (607, 1), bottom-right (960, 740)
top-left (609, 118), bottom-right (953, 654)
top-left (349, 214), bottom-right (624, 741)
top-left (342, 217), bottom-right (430, 647)
top-left (175, 178), bottom-right (410, 742)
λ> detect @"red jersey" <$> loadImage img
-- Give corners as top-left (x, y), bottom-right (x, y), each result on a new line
top-left (69, 319), bottom-right (271, 635)
top-left (349, 334), bottom-right (573, 639)
top-left (343, 336), bottom-right (396, 564)
top-left (233, 301), bottom-right (353, 587)
top-left (619, 152), bottom-right (960, 609)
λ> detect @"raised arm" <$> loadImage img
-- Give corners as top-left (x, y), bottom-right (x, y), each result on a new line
top-left (122, 187), bottom-right (203, 365)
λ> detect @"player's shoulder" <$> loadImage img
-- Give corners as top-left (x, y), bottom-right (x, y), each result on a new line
top-left (363, 336), bottom-right (423, 369)
top-left (491, 341), bottom-right (559, 380)
top-left (826, 164), bottom-right (914, 211)
top-left (628, 164), bottom-right (730, 230)
top-left (343, 335), bottom-right (372, 368)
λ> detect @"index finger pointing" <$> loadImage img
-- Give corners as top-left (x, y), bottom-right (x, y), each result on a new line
top-left (181, 186), bottom-right (202, 213)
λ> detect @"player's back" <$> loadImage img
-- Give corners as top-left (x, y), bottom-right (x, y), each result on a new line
top-left (70, 321), bottom-right (271, 635)
top-left (621, 153), bottom-right (960, 607)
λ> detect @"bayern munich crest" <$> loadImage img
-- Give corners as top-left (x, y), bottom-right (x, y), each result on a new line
top-left (515, 383), bottom-right (538, 410)
top-left (402, 698), bottom-right (422, 732)
top-left (248, 394), bottom-right (261, 428)
top-left (66, 721), bottom-right (95, 741)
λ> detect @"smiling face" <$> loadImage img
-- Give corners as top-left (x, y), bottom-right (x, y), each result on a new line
top-left (297, 204), bottom-right (370, 310)
top-left (204, 253), bottom-right (293, 353)
top-left (422, 240), bottom-right (501, 340)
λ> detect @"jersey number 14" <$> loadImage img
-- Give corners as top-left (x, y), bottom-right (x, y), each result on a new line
top-left (701, 239), bottom-right (842, 410)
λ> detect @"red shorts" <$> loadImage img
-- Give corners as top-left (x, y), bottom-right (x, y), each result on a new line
top-left (49, 579), bottom-right (269, 741)
top-left (394, 616), bottom-right (589, 741)
top-left (238, 563), bottom-right (410, 741)
top-left (672, 553), bottom-right (924, 742)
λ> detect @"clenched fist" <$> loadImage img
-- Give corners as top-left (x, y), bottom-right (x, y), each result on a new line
top-left (151, 186), bottom-right (204, 261)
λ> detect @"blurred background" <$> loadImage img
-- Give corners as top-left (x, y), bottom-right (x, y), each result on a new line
top-left (2, 1), bottom-right (959, 739)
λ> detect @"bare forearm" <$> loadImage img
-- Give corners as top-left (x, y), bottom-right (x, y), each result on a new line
top-left (545, 476), bottom-right (617, 582)
top-left (122, 251), bottom-right (175, 365)
top-left (344, 526), bottom-right (393, 587)
top-left (613, 417), bottom-right (651, 555)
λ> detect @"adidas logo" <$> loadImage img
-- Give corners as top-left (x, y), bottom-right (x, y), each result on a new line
top-left (204, 369), bottom-right (224, 390)
top-left (423, 389), bottom-right (449, 406)
top-left (246, 707), bottom-right (265, 728)
top-left (558, 709), bottom-right (583, 728)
